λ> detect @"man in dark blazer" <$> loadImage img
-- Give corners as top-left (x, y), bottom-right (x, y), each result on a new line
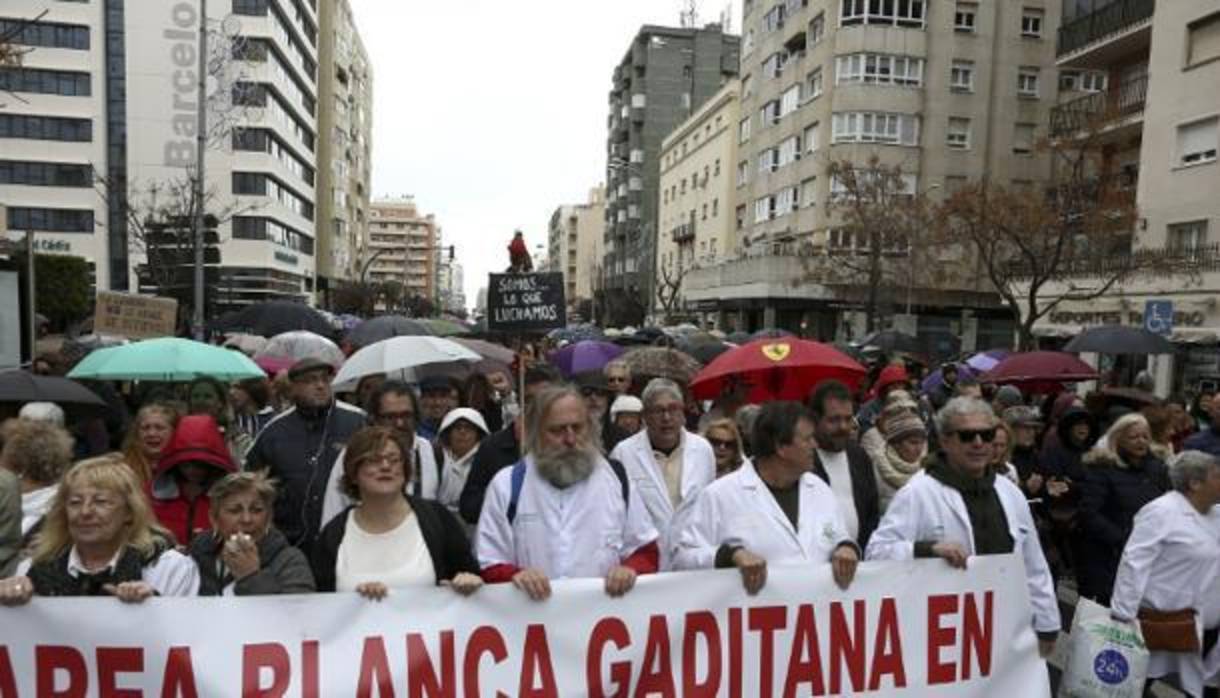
top-left (808, 380), bottom-right (880, 549)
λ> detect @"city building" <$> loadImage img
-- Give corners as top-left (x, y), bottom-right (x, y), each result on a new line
top-left (546, 185), bottom-right (605, 319)
top-left (684, 0), bottom-right (1062, 347)
top-left (367, 196), bottom-right (439, 301)
top-left (654, 80), bottom-right (739, 321)
top-left (1026, 0), bottom-right (1220, 393)
top-left (437, 256), bottom-right (465, 315)
top-left (602, 24), bottom-right (740, 325)
top-left (1, 0), bottom-right (111, 289)
top-left (315, 0), bottom-right (373, 305)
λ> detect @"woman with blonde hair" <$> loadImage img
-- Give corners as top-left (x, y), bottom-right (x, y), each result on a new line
top-left (1077, 412), bottom-right (1172, 604)
top-left (121, 403), bottom-right (181, 485)
top-left (700, 418), bottom-right (745, 477)
top-left (0, 454), bottom-right (199, 605)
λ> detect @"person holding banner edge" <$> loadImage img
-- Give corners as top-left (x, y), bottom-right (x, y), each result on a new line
top-left (672, 401), bottom-right (860, 593)
top-left (476, 384), bottom-right (659, 600)
top-left (866, 397), bottom-right (1061, 659)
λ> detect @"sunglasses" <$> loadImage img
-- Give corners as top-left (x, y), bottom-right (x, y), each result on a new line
top-left (708, 437), bottom-right (738, 450)
top-left (951, 428), bottom-right (997, 444)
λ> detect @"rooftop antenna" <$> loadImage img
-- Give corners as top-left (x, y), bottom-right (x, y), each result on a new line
top-left (680, 0), bottom-right (698, 28)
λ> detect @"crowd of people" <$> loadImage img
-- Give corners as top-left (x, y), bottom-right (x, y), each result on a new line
top-left (1, 345), bottom-right (1219, 695)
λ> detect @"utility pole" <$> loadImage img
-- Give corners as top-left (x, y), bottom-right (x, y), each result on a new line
top-left (26, 230), bottom-right (35, 359)
top-left (192, 0), bottom-right (208, 340)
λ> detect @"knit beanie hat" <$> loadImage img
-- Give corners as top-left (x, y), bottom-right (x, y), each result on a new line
top-left (884, 412), bottom-right (926, 443)
top-left (993, 385), bottom-right (1024, 411)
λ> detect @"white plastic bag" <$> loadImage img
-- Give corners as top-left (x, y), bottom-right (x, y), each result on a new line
top-left (1060, 597), bottom-right (1150, 698)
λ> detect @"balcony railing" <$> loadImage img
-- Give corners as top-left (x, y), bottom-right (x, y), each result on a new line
top-left (1058, 0), bottom-right (1154, 57)
top-left (672, 223), bottom-right (695, 243)
top-left (1050, 74), bottom-right (1147, 138)
top-left (1007, 243), bottom-right (1220, 280)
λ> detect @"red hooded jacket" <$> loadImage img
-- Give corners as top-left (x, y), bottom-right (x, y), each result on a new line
top-left (148, 414), bottom-right (238, 546)
top-left (869, 364), bottom-right (910, 401)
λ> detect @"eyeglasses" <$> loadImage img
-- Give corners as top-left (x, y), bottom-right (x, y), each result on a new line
top-left (708, 437), bottom-right (738, 450)
top-left (951, 428), bottom-right (997, 444)
top-left (361, 453), bottom-right (405, 468)
top-left (375, 411), bottom-right (415, 425)
top-left (646, 405), bottom-right (685, 418)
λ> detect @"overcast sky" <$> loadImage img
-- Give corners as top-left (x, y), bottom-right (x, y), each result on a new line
top-left (354, 0), bottom-right (741, 309)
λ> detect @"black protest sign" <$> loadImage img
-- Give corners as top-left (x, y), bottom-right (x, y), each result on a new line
top-left (487, 273), bottom-right (567, 333)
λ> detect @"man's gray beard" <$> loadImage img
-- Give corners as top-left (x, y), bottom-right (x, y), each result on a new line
top-left (534, 443), bottom-right (599, 489)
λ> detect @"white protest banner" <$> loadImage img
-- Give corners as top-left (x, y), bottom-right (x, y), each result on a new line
top-left (0, 555), bottom-right (1050, 697)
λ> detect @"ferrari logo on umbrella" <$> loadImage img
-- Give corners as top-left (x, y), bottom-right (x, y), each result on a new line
top-left (761, 343), bottom-right (791, 362)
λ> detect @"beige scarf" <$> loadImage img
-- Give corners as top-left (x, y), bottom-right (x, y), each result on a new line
top-left (876, 442), bottom-right (925, 491)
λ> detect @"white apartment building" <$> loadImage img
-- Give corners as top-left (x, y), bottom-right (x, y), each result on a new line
top-left (546, 185), bottom-right (605, 317)
top-left (687, 0), bottom-right (1060, 347)
top-left (655, 81), bottom-right (739, 322)
top-left (367, 196), bottom-right (439, 300)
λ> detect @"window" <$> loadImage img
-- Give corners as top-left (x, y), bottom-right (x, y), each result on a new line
top-left (840, 0), bottom-right (925, 27)
top-left (763, 5), bottom-right (786, 32)
top-left (830, 171), bottom-right (918, 200)
top-left (736, 205), bottom-right (746, 231)
top-left (810, 12), bottom-right (826, 43)
top-left (804, 122), bottom-right (819, 153)
top-left (955, 2), bottom-right (977, 32)
top-left (1018, 67), bottom-right (1040, 97)
top-left (6, 206), bottom-right (94, 233)
top-left (801, 177), bottom-right (817, 208)
top-left (0, 114), bottom-right (91, 142)
top-left (701, 203), bottom-right (708, 221)
top-left (0, 67), bottom-right (90, 96)
top-left (1170, 220), bottom-right (1209, 252)
top-left (1188, 12), bottom-right (1220, 68)
top-left (742, 73), bottom-right (754, 99)
top-left (743, 28), bottom-right (756, 56)
top-left (1021, 8), bottom-right (1044, 38)
top-left (947, 118), bottom-right (971, 149)
top-left (780, 85), bottom-right (801, 116)
top-left (950, 60), bottom-right (974, 92)
top-left (0, 160), bottom-right (91, 187)
top-left (712, 198), bottom-right (719, 217)
top-left (739, 117), bottom-right (751, 144)
top-left (835, 53), bottom-right (924, 87)
top-left (776, 186), bottom-right (799, 216)
top-left (1013, 123), bottom-right (1036, 155)
top-left (778, 135), bottom-right (802, 166)
top-left (1059, 70), bottom-right (1105, 92)
top-left (0, 19), bottom-right (89, 50)
top-left (1177, 117), bottom-right (1218, 166)
top-left (714, 159), bottom-right (721, 176)
top-left (760, 100), bottom-right (782, 125)
top-left (757, 147), bottom-right (778, 174)
top-left (737, 160), bottom-right (749, 187)
top-left (754, 196), bottom-right (776, 223)
top-left (806, 68), bottom-right (823, 99)
top-left (763, 51), bottom-right (789, 79)
top-left (831, 111), bottom-right (920, 145)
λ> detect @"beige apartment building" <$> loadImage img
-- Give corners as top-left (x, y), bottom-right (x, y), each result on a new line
top-left (655, 81), bottom-right (740, 320)
top-left (316, 0), bottom-right (373, 305)
top-left (1025, 0), bottom-right (1220, 394)
top-left (685, 0), bottom-right (1061, 348)
top-left (367, 197), bottom-right (440, 301)
top-left (546, 186), bottom-right (605, 318)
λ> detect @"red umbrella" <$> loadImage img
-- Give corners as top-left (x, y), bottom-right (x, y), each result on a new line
top-left (254, 355), bottom-right (295, 377)
top-left (980, 351), bottom-right (1098, 392)
top-left (690, 338), bottom-right (866, 402)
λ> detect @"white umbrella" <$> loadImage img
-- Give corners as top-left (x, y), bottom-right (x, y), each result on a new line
top-left (331, 336), bottom-right (481, 391)
top-left (223, 333), bottom-right (269, 356)
top-left (255, 331), bottom-right (344, 366)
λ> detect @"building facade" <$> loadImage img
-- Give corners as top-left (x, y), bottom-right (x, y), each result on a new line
top-left (367, 196), bottom-right (439, 301)
top-left (315, 0), bottom-right (372, 304)
top-left (655, 81), bottom-right (739, 321)
top-left (602, 24), bottom-right (740, 326)
top-left (1028, 0), bottom-right (1220, 394)
top-left (685, 0), bottom-right (1061, 347)
top-left (437, 256), bottom-right (465, 315)
top-left (546, 185), bottom-right (605, 318)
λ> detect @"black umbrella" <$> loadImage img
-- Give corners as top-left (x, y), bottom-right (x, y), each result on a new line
top-left (0, 370), bottom-right (106, 408)
top-left (684, 341), bottom-right (731, 364)
top-left (726, 331), bottom-right (751, 345)
top-left (1063, 325), bottom-right (1174, 355)
top-left (345, 315), bottom-right (431, 348)
top-left (751, 328), bottom-right (794, 340)
top-left (859, 329), bottom-right (922, 355)
top-left (211, 301), bottom-right (334, 338)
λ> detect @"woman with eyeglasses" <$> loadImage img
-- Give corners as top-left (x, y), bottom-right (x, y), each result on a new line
top-left (311, 426), bottom-right (482, 600)
top-left (1077, 412), bottom-right (1171, 605)
top-left (701, 418), bottom-right (745, 477)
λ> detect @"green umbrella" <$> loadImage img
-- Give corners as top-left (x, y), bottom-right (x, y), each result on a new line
top-left (67, 337), bottom-right (265, 382)
top-left (417, 318), bottom-right (471, 337)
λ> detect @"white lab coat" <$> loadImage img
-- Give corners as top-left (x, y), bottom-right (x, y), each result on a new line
top-left (1110, 492), bottom-right (1220, 696)
top-left (866, 471), bottom-right (1061, 636)
top-left (672, 460), bottom-right (855, 571)
top-left (475, 455), bottom-right (659, 579)
top-left (610, 429), bottom-right (716, 569)
top-left (320, 435), bottom-right (441, 527)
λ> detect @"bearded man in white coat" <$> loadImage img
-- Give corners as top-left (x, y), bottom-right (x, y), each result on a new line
top-left (673, 401), bottom-right (860, 593)
top-left (866, 397), bottom-right (1061, 658)
top-left (477, 384), bottom-right (659, 601)
top-left (610, 378), bottom-right (715, 569)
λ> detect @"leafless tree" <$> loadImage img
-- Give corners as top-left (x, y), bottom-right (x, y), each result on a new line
top-left (0, 10), bottom-right (47, 108)
top-left (655, 254), bottom-right (693, 323)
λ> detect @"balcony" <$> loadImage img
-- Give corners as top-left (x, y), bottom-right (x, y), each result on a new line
top-left (1007, 243), bottom-right (1220, 280)
top-left (1050, 74), bottom-right (1147, 139)
top-left (1057, 0), bottom-right (1153, 68)
top-left (672, 223), bottom-right (695, 243)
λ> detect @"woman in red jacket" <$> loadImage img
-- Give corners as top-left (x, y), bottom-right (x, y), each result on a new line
top-left (148, 414), bottom-right (238, 546)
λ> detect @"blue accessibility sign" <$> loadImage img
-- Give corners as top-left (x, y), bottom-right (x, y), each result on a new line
top-left (1144, 300), bottom-right (1173, 337)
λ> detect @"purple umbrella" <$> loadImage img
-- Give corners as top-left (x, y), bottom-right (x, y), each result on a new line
top-left (966, 349), bottom-right (1011, 373)
top-left (548, 340), bottom-right (625, 378)
top-left (920, 363), bottom-right (977, 393)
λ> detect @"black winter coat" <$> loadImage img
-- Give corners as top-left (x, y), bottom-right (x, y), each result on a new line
top-left (458, 423), bottom-right (521, 525)
top-left (189, 527), bottom-right (316, 596)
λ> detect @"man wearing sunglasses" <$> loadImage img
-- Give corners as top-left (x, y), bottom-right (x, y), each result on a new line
top-left (866, 397), bottom-right (1061, 660)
